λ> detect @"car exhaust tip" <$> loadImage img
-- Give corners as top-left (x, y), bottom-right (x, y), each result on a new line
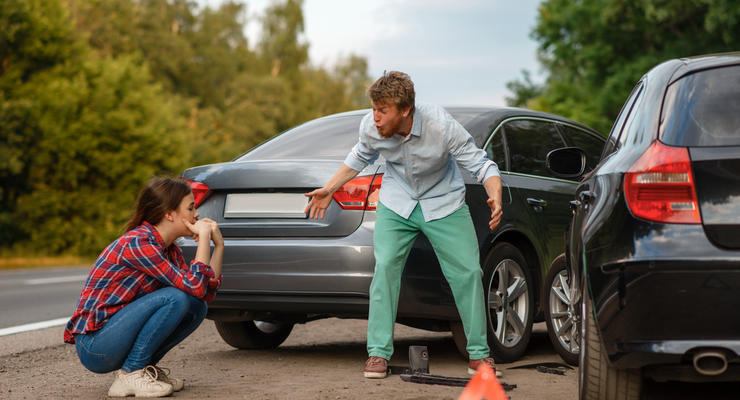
top-left (693, 350), bottom-right (728, 376)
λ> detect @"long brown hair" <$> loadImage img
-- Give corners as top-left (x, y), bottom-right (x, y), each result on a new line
top-left (124, 177), bottom-right (192, 232)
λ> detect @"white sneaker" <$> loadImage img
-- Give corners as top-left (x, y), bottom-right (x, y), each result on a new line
top-left (107, 366), bottom-right (173, 398)
top-left (153, 366), bottom-right (184, 392)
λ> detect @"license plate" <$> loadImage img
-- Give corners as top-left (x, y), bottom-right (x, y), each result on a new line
top-left (224, 193), bottom-right (308, 218)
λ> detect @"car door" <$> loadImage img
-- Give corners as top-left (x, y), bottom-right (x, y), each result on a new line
top-left (501, 118), bottom-right (576, 277)
top-left (567, 81), bottom-right (646, 299)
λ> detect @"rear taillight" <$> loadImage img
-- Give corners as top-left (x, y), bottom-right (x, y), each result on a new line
top-left (186, 179), bottom-right (211, 208)
top-left (333, 174), bottom-right (383, 211)
top-left (624, 141), bottom-right (700, 224)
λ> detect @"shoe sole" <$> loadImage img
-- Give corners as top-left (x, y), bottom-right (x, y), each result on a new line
top-left (363, 371), bottom-right (388, 379)
top-left (468, 367), bottom-right (503, 377)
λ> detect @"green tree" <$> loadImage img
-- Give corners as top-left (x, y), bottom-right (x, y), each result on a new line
top-left (1, 0), bottom-right (188, 254)
top-left (507, 0), bottom-right (740, 134)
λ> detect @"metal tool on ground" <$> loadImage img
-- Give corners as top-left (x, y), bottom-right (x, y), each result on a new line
top-left (387, 346), bottom-right (516, 392)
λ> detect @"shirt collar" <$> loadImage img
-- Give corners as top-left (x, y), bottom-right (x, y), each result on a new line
top-left (409, 111), bottom-right (422, 137)
top-left (402, 112), bottom-right (421, 142)
top-left (142, 221), bottom-right (166, 248)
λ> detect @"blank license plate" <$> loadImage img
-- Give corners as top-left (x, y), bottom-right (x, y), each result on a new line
top-left (224, 193), bottom-right (308, 218)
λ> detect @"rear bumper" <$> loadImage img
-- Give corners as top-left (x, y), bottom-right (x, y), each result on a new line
top-left (179, 219), bottom-right (376, 309)
top-left (594, 265), bottom-right (740, 370)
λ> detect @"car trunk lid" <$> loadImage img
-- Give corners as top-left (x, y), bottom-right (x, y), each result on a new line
top-left (690, 146), bottom-right (740, 249)
top-left (181, 159), bottom-right (380, 238)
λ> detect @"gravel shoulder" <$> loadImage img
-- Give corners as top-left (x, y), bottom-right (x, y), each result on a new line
top-left (0, 319), bottom-right (577, 399)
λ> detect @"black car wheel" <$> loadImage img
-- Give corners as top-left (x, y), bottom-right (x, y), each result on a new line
top-left (579, 286), bottom-right (641, 399)
top-left (215, 320), bottom-right (294, 349)
top-left (452, 242), bottom-right (535, 362)
top-left (544, 257), bottom-right (580, 365)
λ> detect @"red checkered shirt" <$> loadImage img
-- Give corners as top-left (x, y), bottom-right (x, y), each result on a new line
top-left (64, 221), bottom-right (222, 343)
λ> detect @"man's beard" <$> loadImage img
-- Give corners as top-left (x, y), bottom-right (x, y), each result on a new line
top-left (378, 128), bottom-right (395, 138)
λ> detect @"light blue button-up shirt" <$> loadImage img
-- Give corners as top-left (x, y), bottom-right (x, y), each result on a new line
top-left (343, 103), bottom-right (500, 222)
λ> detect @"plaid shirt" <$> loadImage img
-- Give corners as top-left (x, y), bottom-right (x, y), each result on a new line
top-left (64, 222), bottom-right (221, 343)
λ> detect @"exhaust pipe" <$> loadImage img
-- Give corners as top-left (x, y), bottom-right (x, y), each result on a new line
top-left (693, 351), bottom-right (728, 376)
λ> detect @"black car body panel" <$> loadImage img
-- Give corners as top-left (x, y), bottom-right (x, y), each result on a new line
top-left (564, 53), bottom-right (740, 379)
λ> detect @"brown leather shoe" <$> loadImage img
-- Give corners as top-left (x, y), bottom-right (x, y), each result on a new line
top-left (468, 357), bottom-right (502, 377)
top-left (363, 356), bottom-right (388, 379)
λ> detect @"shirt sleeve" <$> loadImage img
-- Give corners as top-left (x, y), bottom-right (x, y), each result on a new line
top-left (445, 118), bottom-right (501, 183)
top-left (343, 113), bottom-right (380, 171)
top-left (122, 236), bottom-right (215, 299)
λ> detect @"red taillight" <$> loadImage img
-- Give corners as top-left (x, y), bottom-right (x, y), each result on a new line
top-left (333, 174), bottom-right (383, 210)
top-left (624, 141), bottom-right (700, 224)
top-left (186, 179), bottom-right (211, 208)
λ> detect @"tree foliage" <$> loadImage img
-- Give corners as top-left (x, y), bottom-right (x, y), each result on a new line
top-left (507, 0), bottom-right (740, 134)
top-left (1, 0), bottom-right (371, 256)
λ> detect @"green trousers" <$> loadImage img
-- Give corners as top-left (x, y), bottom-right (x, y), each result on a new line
top-left (367, 202), bottom-right (490, 360)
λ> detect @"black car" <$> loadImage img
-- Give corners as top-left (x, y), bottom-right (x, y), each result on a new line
top-left (180, 106), bottom-right (604, 362)
top-left (548, 52), bottom-right (740, 398)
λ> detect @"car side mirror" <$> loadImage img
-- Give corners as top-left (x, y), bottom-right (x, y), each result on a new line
top-left (546, 147), bottom-right (587, 179)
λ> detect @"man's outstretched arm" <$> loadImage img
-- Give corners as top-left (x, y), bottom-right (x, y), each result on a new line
top-left (304, 164), bottom-right (360, 219)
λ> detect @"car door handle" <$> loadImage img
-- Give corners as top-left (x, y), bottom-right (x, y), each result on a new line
top-left (578, 191), bottom-right (596, 204)
top-left (569, 200), bottom-right (581, 212)
top-left (526, 198), bottom-right (548, 207)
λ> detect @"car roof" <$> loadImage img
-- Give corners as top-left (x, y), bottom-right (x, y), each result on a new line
top-left (645, 51), bottom-right (740, 86)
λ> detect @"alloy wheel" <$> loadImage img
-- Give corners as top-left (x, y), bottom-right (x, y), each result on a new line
top-left (548, 269), bottom-right (580, 356)
top-left (487, 258), bottom-right (530, 348)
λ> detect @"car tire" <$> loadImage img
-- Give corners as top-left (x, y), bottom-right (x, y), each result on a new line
top-left (452, 243), bottom-right (534, 363)
top-left (215, 320), bottom-right (294, 349)
top-left (580, 285), bottom-right (641, 399)
top-left (544, 257), bottom-right (580, 365)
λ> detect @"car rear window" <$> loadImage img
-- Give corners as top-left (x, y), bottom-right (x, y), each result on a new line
top-left (236, 115), bottom-right (364, 161)
top-left (660, 65), bottom-right (740, 147)
top-left (236, 109), bottom-right (491, 161)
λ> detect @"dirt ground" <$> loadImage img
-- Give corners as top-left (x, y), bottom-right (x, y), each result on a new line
top-left (0, 319), bottom-right (577, 399)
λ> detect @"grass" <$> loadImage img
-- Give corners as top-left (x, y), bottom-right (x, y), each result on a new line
top-left (0, 255), bottom-right (93, 270)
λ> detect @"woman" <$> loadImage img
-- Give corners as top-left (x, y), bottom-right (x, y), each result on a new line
top-left (64, 177), bottom-right (223, 397)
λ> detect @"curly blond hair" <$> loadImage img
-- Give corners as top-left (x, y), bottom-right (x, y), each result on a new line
top-left (367, 71), bottom-right (415, 112)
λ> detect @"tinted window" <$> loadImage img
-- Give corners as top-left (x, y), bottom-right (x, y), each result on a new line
top-left (660, 65), bottom-right (740, 146)
top-left (485, 131), bottom-right (507, 171)
top-left (504, 119), bottom-right (565, 177)
top-left (558, 125), bottom-right (605, 172)
top-left (237, 115), bottom-right (362, 161)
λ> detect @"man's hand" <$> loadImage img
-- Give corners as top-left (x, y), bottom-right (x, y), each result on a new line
top-left (487, 198), bottom-right (503, 230)
top-left (304, 187), bottom-right (333, 219)
top-left (482, 176), bottom-right (503, 230)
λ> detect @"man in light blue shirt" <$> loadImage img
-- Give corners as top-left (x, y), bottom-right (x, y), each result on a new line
top-left (305, 71), bottom-right (503, 378)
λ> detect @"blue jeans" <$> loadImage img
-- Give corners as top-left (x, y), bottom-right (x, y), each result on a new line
top-left (75, 286), bottom-right (207, 373)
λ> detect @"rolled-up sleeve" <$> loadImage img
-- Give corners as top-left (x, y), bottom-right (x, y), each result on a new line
top-left (446, 119), bottom-right (501, 183)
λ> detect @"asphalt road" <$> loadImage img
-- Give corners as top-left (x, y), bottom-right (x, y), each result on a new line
top-left (0, 266), bottom-right (88, 330)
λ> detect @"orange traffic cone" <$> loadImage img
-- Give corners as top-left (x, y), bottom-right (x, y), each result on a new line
top-left (457, 363), bottom-right (508, 400)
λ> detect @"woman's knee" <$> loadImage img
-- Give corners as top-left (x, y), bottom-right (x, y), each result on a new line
top-left (188, 296), bottom-right (208, 320)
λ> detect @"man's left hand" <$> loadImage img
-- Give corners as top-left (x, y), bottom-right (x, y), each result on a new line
top-left (487, 198), bottom-right (502, 230)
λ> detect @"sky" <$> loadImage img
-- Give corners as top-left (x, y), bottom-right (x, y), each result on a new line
top-left (203, 0), bottom-right (545, 107)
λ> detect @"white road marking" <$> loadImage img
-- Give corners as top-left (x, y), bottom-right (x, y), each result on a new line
top-left (0, 317), bottom-right (70, 337)
top-left (23, 275), bottom-right (88, 285)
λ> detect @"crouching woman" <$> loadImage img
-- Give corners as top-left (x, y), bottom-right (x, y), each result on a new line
top-left (64, 177), bottom-right (223, 397)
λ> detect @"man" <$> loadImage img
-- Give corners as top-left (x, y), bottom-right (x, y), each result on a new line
top-left (304, 71), bottom-right (503, 378)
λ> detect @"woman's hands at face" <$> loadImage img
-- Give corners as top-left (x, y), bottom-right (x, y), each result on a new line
top-left (204, 218), bottom-right (224, 247)
top-left (183, 218), bottom-right (223, 246)
top-left (183, 218), bottom-right (212, 241)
